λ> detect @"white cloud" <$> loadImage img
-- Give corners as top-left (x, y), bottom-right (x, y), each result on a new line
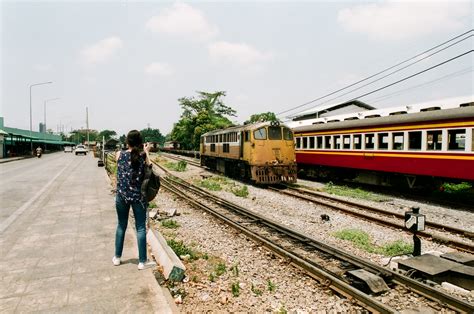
top-left (208, 41), bottom-right (273, 71)
top-left (338, 1), bottom-right (470, 41)
top-left (80, 36), bottom-right (123, 65)
top-left (144, 62), bottom-right (174, 76)
top-left (146, 3), bottom-right (218, 41)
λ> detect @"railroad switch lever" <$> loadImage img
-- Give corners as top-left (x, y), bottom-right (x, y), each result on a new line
top-left (404, 207), bottom-right (425, 256)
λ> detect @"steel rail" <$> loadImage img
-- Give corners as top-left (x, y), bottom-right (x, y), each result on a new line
top-left (152, 161), bottom-right (474, 313)
top-left (159, 177), bottom-right (395, 313)
top-left (274, 187), bottom-right (474, 254)
top-left (287, 186), bottom-right (474, 239)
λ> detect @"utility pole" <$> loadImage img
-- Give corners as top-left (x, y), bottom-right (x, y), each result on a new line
top-left (86, 107), bottom-right (90, 150)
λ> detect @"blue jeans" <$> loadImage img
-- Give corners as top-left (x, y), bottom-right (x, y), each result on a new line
top-left (115, 194), bottom-right (147, 263)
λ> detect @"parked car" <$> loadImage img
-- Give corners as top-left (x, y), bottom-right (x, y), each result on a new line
top-left (75, 145), bottom-right (88, 155)
top-left (64, 146), bottom-right (73, 153)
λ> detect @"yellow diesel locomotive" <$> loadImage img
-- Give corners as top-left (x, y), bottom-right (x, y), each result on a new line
top-left (200, 121), bottom-right (297, 184)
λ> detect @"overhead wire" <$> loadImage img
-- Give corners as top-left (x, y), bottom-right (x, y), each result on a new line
top-left (277, 29), bottom-right (474, 116)
top-left (291, 35), bottom-right (473, 113)
top-left (365, 67), bottom-right (473, 104)
top-left (347, 50), bottom-right (473, 101)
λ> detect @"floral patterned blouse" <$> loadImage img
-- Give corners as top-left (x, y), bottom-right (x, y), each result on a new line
top-left (116, 151), bottom-right (145, 202)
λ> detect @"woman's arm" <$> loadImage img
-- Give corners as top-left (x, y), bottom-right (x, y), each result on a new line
top-left (115, 150), bottom-right (121, 161)
top-left (143, 143), bottom-right (152, 165)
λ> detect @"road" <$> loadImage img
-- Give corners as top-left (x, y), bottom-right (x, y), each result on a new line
top-left (0, 152), bottom-right (174, 312)
top-left (0, 152), bottom-right (81, 231)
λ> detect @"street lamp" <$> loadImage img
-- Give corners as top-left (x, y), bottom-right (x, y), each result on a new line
top-left (29, 81), bottom-right (52, 154)
top-left (43, 97), bottom-right (60, 132)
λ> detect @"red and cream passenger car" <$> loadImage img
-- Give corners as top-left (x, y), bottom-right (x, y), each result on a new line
top-left (293, 102), bottom-right (474, 188)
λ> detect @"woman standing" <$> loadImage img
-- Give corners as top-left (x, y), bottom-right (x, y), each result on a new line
top-left (112, 130), bottom-right (153, 270)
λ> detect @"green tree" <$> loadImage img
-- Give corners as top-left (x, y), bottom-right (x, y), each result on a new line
top-left (244, 112), bottom-right (278, 124)
top-left (98, 129), bottom-right (117, 141)
top-left (68, 129), bottom-right (99, 144)
top-left (170, 91), bottom-right (236, 150)
top-left (140, 128), bottom-right (165, 145)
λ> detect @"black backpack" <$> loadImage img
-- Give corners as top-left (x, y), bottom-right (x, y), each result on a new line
top-left (141, 164), bottom-right (160, 202)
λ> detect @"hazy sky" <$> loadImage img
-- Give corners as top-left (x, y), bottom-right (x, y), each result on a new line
top-left (1, 1), bottom-right (473, 136)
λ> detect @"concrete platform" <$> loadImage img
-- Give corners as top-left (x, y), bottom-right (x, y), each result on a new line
top-left (0, 153), bottom-right (178, 313)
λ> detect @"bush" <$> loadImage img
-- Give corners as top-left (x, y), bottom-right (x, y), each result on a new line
top-left (232, 185), bottom-right (248, 197)
top-left (441, 182), bottom-right (472, 193)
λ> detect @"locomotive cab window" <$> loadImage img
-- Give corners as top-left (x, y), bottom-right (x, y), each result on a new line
top-left (378, 133), bottom-right (389, 150)
top-left (365, 134), bottom-right (375, 149)
top-left (268, 126), bottom-right (282, 140)
top-left (427, 130), bottom-right (442, 151)
top-left (448, 129), bottom-right (466, 151)
top-left (244, 131), bottom-right (250, 142)
top-left (408, 131), bottom-right (422, 150)
top-left (254, 128), bottom-right (267, 140)
top-left (283, 128), bottom-right (293, 140)
top-left (353, 134), bottom-right (362, 149)
top-left (393, 132), bottom-right (404, 150)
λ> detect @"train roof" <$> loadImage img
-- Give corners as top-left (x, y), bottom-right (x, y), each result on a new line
top-left (293, 105), bottom-right (474, 134)
top-left (201, 121), bottom-right (291, 137)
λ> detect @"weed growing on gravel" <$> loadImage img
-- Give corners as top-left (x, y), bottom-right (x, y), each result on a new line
top-left (198, 178), bottom-right (223, 191)
top-left (161, 219), bottom-right (180, 229)
top-left (167, 239), bottom-right (197, 260)
top-left (231, 263), bottom-right (239, 277)
top-left (231, 282), bottom-right (240, 297)
top-left (209, 273), bottom-right (216, 282)
top-left (267, 279), bottom-right (276, 292)
top-left (334, 229), bottom-right (413, 256)
top-left (202, 253), bottom-right (209, 260)
top-left (379, 240), bottom-right (413, 256)
top-left (251, 283), bottom-right (262, 296)
top-left (215, 262), bottom-right (226, 276)
top-left (192, 275), bottom-right (199, 283)
top-left (278, 305), bottom-right (288, 314)
top-left (148, 202), bottom-right (157, 209)
top-left (164, 161), bottom-right (187, 172)
top-left (334, 229), bottom-right (375, 252)
top-left (231, 185), bottom-right (249, 197)
top-left (324, 182), bottom-right (390, 202)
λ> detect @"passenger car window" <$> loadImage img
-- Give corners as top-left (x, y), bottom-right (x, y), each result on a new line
top-left (309, 137), bottom-right (315, 149)
top-left (393, 132), bottom-right (404, 150)
top-left (353, 134), bottom-right (362, 149)
top-left (448, 129), bottom-right (466, 151)
top-left (408, 131), bottom-right (422, 150)
top-left (254, 128), bottom-right (267, 140)
top-left (303, 137), bottom-right (308, 149)
top-left (427, 130), bottom-right (442, 150)
top-left (316, 136), bottom-right (323, 149)
top-left (343, 135), bottom-right (350, 149)
top-left (365, 134), bottom-right (374, 149)
top-left (283, 128), bottom-right (293, 140)
top-left (324, 136), bottom-right (331, 149)
top-left (268, 126), bottom-right (282, 140)
top-left (334, 135), bottom-right (341, 149)
top-left (378, 133), bottom-right (389, 150)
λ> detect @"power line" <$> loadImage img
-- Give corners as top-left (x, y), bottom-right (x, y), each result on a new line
top-left (293, 34), bottom-right (473, 113)
top-left (347, 50), bottom-right (473, 101)
top-left (365, 67), bottom-right (473, 104)
top-left (277, 29), bottom-right (474, 116)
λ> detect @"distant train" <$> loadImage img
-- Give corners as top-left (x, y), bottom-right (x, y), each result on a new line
top-left (293, 101), bottom-right (474, 188)
top-left (200, 121), bottom-right (297, 184)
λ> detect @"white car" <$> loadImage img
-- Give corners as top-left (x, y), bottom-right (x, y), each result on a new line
top-left (75, 145), bottom-right (88, 155)
top-left (64, 146), bottom-right (73, 153)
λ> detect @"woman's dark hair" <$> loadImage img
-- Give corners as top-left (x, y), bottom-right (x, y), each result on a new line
top-left (126, 130), bottom-right (143, 172)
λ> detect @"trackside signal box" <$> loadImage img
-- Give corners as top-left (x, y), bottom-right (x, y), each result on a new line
top-left (404, 207), bottom-right (425, 232)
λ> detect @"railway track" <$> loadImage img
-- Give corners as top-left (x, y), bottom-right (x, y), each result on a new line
top-left (158, 151), bottom-right (474, 253)
top-left (273, 185), bottom-right (474, 254)
top-left (152, 160), bottom-right (474, 313)
top-left (159, 152), bottom-right (201, 167)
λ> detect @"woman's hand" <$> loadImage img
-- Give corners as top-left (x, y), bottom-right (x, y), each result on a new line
top-left (144, 142), bottom-right (151, 153)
